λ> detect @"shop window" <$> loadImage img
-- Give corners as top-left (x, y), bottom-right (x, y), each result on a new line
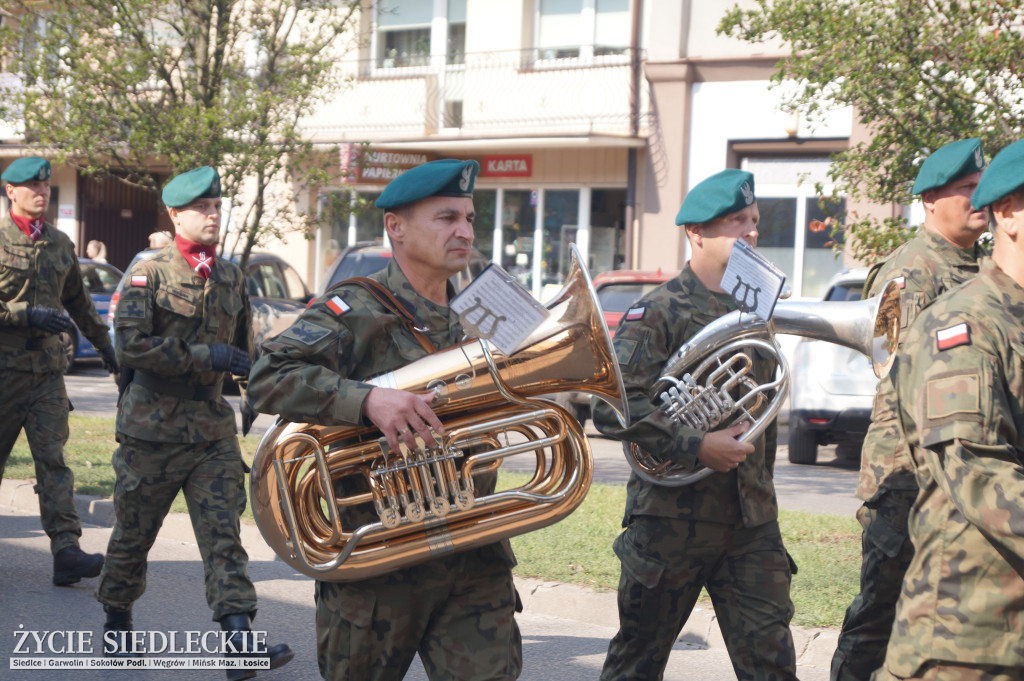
top-left (375, 0), bottom-right (466, 69)
top-left (535, 0), bottom-right (630, 61)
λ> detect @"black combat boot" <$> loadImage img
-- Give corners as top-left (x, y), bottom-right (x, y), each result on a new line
top-left (52, 546), bottom-right (104, 586)
top-left (218, 613), bottom-right (294, 681)
top-left (102, 608), bottom-right (141, 658)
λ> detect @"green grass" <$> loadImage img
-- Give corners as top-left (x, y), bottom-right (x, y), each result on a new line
top-left (7, 415), bottom-right (861, 628)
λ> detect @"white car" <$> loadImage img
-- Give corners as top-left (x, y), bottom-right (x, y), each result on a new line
top-left (787, 268), bottom-right (879, 464)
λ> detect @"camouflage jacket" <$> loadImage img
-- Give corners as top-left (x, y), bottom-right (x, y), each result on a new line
top-left (591, 264), bottom-right (780, 528)
top-left (0, 213), bottom-right (111, 374)
top-left (885, 259), bottom-right (1024, 674)
top-left (248, 259), bottom-right (467, 531)
top-left (114, 245), bottom-right (252, 443)
top-left (857, 228), bottom-right (986, 501)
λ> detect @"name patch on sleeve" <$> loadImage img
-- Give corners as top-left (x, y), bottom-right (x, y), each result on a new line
top-left (935, 322), bottom-right (970, 351)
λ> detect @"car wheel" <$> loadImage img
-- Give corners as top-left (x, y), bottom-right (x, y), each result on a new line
top-left (788, 425), bottom-right (818, 465)
top-left (59, 329), bottom-right (77, 374)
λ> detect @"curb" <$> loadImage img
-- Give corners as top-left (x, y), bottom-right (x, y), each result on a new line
top-left (1, 479), bottom-right (838, 667)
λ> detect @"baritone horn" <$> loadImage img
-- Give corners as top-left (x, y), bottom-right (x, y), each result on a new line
top-left (250, 244), bottom-right (628, 582)
top-left (626, 279), bottom-right (901, 487)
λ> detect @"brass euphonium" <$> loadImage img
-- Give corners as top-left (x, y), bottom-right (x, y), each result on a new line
top-left (250, 245), bottom-right (628, 581)
top-left (626, 279), bottom-right (901, 486)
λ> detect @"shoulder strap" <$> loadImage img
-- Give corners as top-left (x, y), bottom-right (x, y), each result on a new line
top-left (345, 276), bottom-right (437, 353)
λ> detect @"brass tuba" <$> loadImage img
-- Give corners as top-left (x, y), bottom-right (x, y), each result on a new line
top-left (249, 245), bottom-right (628, 581)
top-left (626, 279), bottom-right (901, 486)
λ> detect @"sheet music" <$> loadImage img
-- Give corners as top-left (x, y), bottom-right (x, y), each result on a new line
top-left (720, 240), bottom-right (787, 321)
top-left (450, 263), bottom-right (549, 355)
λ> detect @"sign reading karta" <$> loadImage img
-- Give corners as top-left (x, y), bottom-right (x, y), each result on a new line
top-left (481, 155), bottom-right (532, 178)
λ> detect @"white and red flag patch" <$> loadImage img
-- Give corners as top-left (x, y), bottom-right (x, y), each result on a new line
top-left (326, 295), bottom-right (350, 316)
top-left (892, 276), bottom-right (906, 289)
top-left (625, 306), bottom-right (645, 322)
top-left (936, 322), bottom-right (970, 351)
top-left (131, 275), bottom-right (148, 287)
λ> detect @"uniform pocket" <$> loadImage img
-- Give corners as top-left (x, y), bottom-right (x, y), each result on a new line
top-left (1, 244), bottom-right (31, 271)
top-left (612, 523), bottom-right (666, 589)
top-left (155, 284), bottom-right (200, 318)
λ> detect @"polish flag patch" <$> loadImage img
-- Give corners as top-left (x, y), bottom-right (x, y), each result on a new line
top-left (326, 295), bottom-right (350, 316)
top-left (892, 276), bottom-right (906, 289)
top-left (936, 323), bottom-right (970, 351)
top-left (130, 275), bottom-right (148, 287)
top-left (625, 306), bottom-right (646, 321)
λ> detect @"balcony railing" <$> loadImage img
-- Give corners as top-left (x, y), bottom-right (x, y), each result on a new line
top-left (302, 47), bottom-right (650, 141)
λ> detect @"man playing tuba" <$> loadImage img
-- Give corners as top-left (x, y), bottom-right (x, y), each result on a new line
top-left (591, 169), bottom-right (799, 681)
top-left (247, 159), bottom-right (523, 681)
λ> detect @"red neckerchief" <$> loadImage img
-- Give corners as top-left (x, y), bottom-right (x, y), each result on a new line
top-left (174, 234), bottom-right (216, 279)
top-left (10, 212), bottom-right (43, 241)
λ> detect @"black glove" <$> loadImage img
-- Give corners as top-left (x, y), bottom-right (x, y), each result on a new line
top-left (26, 306), bottom-right (70, 334)
top-left (98, 345), bottom-right (120, 375)
top-left (209, 343), bottom-right (252, 375)
top-left (241, 400), bottom-right (258, 437)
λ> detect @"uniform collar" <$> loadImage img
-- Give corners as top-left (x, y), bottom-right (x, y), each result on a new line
top-left (378, 259), bottom-right (461, 340)
top-left (680, 262), bottom-right (739, 317)
top-left (918, 227), bottom-right (986, 265)
top-left (979, 257), bottom-right (1024, 307)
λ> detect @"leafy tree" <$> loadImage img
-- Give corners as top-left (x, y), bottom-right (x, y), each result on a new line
top-left (0, 0), bottom-right (361, 269)
top-left (719, 1), bottom-right (1024, 261)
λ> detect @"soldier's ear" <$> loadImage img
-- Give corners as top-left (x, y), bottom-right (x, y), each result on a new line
top-left (384, 210), bottom-right (403, 244)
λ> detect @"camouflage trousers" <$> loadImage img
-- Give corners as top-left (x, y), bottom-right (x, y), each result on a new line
top-left (96, 435), bottom-right (256, 621)
top-left (0, 370), bottom-right (81, 555)
top-left (872, 662), bottom-right (1024, 681)
top-left (315, 543), bottom-right (522, 681)
top-left (832, 488), bottom-right (916, 681)
top-left (600, 515), bottom-right (797, 681)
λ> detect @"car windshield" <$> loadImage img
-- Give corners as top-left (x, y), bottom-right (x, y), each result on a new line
top-left (597, 283), bottom-right (662, 313)
top-left (80, 262), bottom-right (122, 295)
top-left (327, 253), bottom-right (391, 289)
top-left (826, 282), bottom-right (863, 302)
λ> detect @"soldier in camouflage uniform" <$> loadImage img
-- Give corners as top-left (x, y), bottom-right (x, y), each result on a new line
top-left (247, 159), bottom-right (523, 681)
top-left (832, 139), bottom-right (990, 681)
top-left (0, 156), bottom-right (119, 586)
top-left (873, 139), bottom-right (1024, 681)
top-left (96, 167), bottom-right (292, 679)
top-left (591, 169), bottom-right (797, 681)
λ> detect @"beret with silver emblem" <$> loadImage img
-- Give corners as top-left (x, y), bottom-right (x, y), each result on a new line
top-left (675, 169), bottom-right (756, 226)
top-left (2, 157), bottom-right (51, 184)
top-left (912, 138), bottom-right (984, 194)
top-left (162, 166), bottom-right (222, 208)
top-left (970, 138), bottom-right (1024, 209)
top-left (376, 159), bottom-right (479, 210)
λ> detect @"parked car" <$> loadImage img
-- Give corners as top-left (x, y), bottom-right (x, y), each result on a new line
top-left (787, 268), bottom-right (878, 464)
top-left (318, 240), bottom-right (487, 296)
top-left (60, 258), bottom-right (124, 372)
top-left (107, 249), bottom-right (312, 353)
top-left (555, 268), bottom-right (678, 426)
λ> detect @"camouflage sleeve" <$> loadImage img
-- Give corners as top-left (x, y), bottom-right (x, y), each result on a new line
top-left (60, 244), bottom-right (112, 350)
top-left (115, 261), bottom-right (215, 374)
top-left (232, 275), bottom-right (254, 385)
top-left (902, 314), bottom-right (1024, 566)
top-left (591, 303), bottom-right (705, 470)
top-left (247, 302), bottom-right (371, 426)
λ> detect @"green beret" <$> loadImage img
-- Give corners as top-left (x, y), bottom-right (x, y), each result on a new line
top-left (912, 138), bottom-right (984, 194)
top-left (675, 169), bottom-right (756, 225)
top-left (971, 138), bottom-right (1024, 209)
top-left (162, 166), bottom-right (222, 208)
top-left (2, 157), bottom-right (51, 184)
top-left (376, 159), bottom-right (478, 210)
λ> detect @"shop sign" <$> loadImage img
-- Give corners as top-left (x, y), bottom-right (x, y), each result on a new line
top-left (339, 144), bottom-right (434, 184)
top-left (482, 155), bottom-right (532, 178)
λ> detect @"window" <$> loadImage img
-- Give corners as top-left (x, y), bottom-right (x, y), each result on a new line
top-left (374, 0), bottom-right (466, 69)
top-left (742, 156), bottom-right (845, 298)
top-left (535, 0), bottom-right (630, 61)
